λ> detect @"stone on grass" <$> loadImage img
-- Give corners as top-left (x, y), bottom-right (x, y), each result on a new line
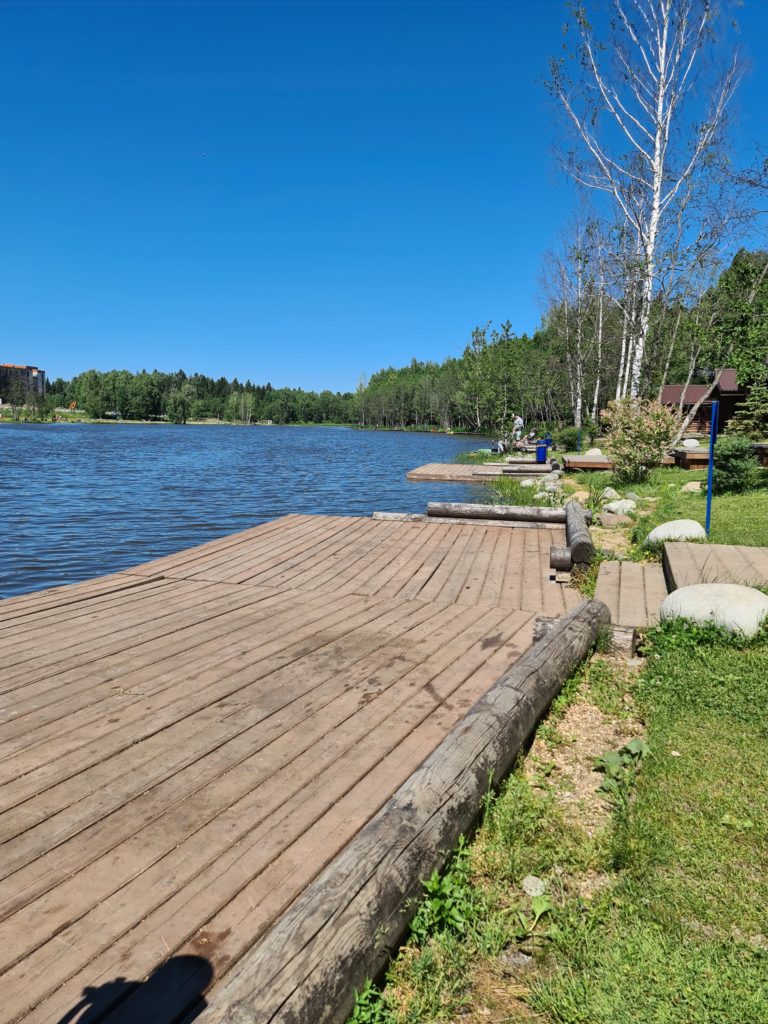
top-left (519, 479), bottom-right (536, 488)
top-left (601, 486), bottom-right (620, 500)
top-left (599, 512), bottom-right (633, 528)
top-left (682, 438), bottom-right (701, 449)
top-left (625, 491), bottom-right (642, 502)
top-left (571, 490), bottom-right (590, 503)
top-left (583, 447), bottom-right (603, 458)
top-left (604, 499), bottom-right (636, 515)
top-left (681, 480), bottom-right (702, 493)
top-left (534, 492), bottom-right (548, 501)
top-left (660, 583), bottom-right (768, 637)
top-left (544, 482), bottom-right (561, 493)
top-left (645, 519), bottom-right (706, 545)
top-left (522, 875), bottom-right (547, 897)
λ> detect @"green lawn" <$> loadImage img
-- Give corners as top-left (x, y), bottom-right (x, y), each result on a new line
top-left (348, 625), bottom-right (768, 1024)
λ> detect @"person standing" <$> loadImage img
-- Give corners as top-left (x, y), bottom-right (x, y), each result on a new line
top-left (513, 413), bottom-right (524, 441)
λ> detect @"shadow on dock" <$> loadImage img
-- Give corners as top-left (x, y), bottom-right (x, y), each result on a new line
top-left (55, 956), bottom-right (213, 1023)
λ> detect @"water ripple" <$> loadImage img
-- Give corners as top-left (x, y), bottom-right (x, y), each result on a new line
top-left (0, 423), bottom-right (487, 598)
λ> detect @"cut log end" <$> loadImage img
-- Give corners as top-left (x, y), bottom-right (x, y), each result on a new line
top-left (549, 545), bottom-right (572, 572)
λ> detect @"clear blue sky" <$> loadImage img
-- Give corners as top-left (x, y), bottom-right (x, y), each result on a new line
top-left (2, 0), bottom-right (766, 391)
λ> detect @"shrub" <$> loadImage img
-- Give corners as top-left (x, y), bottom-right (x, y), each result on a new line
top-left (712, 434), bottom-right (762, 494)
top-left (554, 425), bottom-right (581, 451)
top-left (600, 398), bottom-right (681, 483)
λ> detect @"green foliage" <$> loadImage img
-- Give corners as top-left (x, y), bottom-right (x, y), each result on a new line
top-left (46, 368), bottom-right (356, 425)
top-left (712, 434), bottom-right (763, 494)
top-left (348, 980), bottom-right (391, 1024)
top-left (555, 425), bottom-right (582, 451)
top-left (729, 380), bottom-right (768, 439)
top-left (409, 836), bottom-right (477, 942)
top-left (601, 398), bottom-right (681, 483)
top-left (594, 738), bottom-right (651, 806)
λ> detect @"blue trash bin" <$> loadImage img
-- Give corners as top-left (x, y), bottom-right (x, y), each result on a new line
top-left (535, 442), bottom-right (548, 464)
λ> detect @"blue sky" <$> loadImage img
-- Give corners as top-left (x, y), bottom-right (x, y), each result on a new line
top-left (2, 0), bottom-right (766, 391)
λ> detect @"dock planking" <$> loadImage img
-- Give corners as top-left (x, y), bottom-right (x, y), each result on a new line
top-left (0, 513), bottom-right (579, 1023)
top-left (663, 541), bottom-right (768, 590)
top-left (406, 461), bottom-right (544, 482)
top-left (594, 560), bottom-right (668, 627)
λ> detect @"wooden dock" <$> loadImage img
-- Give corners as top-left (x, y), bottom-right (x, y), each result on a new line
top-left (664, 541), bottom-right (768, 589)
top-left (0, 513), bottom-right (579, 1023)
top-left (407, 461), bottom-right (546, 483)
top-left (594, 560), bottom-right (668, 627)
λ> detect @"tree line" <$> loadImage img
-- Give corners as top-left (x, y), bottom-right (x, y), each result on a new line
top-left (19, 244), bottom-right (761, 440)
top-left (41, 371), bottom-right (356, 426)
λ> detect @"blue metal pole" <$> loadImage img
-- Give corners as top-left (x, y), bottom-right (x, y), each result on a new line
top-left (705, 400), bottom-right (719, 535)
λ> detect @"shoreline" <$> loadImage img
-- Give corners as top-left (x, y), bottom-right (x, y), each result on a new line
top-left (0, 417), bottom-right (489, 438)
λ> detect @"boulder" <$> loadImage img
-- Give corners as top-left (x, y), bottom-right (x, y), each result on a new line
top-left (533, 492), bottom-right (549, 500)
top-left (625, 491), bottom-right (642, 502)
top-left (601, 486), bottom-right (620, 500)
top-left (660, 584), bottom-right (768, 637)
top-left (681, 481), bottom-right (702, 493)
top-left (583, 447), bottom-right (603, 458)
top-left (519, 479), bottom-right (536, 488)
top-left (645, 519), bottom-right (706, 545)
top-left (604, 499), bottom-right (637, 515)
top-left (570, 490), bottom-right (590, 503)
top-left (598, 512), bottom-right (633, 528)
top-left (682, 438), bottom-right (701, 449)
top-left (544, 482), bottom-right (561, 493)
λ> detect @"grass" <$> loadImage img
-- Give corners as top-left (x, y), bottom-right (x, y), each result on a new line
top-left (563, 466), bottom-right (768, 549)
top-left (347, 621), bottom-right (768, 1024)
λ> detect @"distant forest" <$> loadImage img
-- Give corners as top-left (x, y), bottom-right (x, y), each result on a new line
top-left (41, 248), bottom-right (768, 437)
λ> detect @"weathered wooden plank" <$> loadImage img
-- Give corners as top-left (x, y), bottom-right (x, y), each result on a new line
top-left (200, 599), bottom-right (610, 1024)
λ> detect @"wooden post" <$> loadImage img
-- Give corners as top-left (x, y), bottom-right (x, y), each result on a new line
top-left (565, 500), bottom-right (595, 567)
top-left (549, 546), bottom-right (572, 572)
top-left (205, 599), bottom-right (611, 1024)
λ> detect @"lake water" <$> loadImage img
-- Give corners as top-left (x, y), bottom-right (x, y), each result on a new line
top-left (1, 423), bottom-right (489, 598)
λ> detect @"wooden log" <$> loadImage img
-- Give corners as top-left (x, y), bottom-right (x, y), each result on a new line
top-left (549, 546), bottom-right (572, 572)
top-left (205, 599), bottom-right (611, 1024)
top-left (532, 615), bottom-right (636, 657)
top-left (500, 464), bottom-right (551, 475)
top-left (427, 502), bottom-right (568, 524)
top-left (565, 500), bottom-right (595, 567)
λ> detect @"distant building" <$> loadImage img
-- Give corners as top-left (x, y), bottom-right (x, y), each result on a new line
top-left (0, 364), bottom-right (47, 401)
top-left (660, 368), bottom-right (745, 432)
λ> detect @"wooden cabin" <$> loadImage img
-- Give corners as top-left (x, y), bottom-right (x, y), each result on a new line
top-left (660, 368), bottom-right (745, 433)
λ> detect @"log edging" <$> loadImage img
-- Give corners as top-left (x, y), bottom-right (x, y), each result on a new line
top-left (203, 598), bottom-right (611, 1024)
top-left (426, 502), bottom-right (592, 525)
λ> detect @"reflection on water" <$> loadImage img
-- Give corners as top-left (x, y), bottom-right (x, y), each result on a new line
top-left (1, 423), bottom-right (487, 598)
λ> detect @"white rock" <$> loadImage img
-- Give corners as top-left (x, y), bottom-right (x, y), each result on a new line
top-left (661, 584), bottom-right (768, 637)
top-left (519, 479), bottom-right (536, 488)
top-left (533, 492), bottom-right (548, 500)
top-left (681, 481), bottom-right (702, 493)
top-left (544, 482), bottom-right (561, 493)
top-left (601, 487), bottom-right (620, 501)
top-left (583, 447), bottom-right (603, 458)
top-left (682, 438), bottom-right (701, 449)
top-left (645, 519), bottom-right (707, 545)
top-left (625, 492), bottom-right (642, 502)
top-left (604, 499), bottom-right (637, 514)
top-left (522, 875), bottom-right (547, 897)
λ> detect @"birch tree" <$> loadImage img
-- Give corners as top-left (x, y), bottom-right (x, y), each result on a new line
top-left (551, 0), bottom-right (741, 398)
